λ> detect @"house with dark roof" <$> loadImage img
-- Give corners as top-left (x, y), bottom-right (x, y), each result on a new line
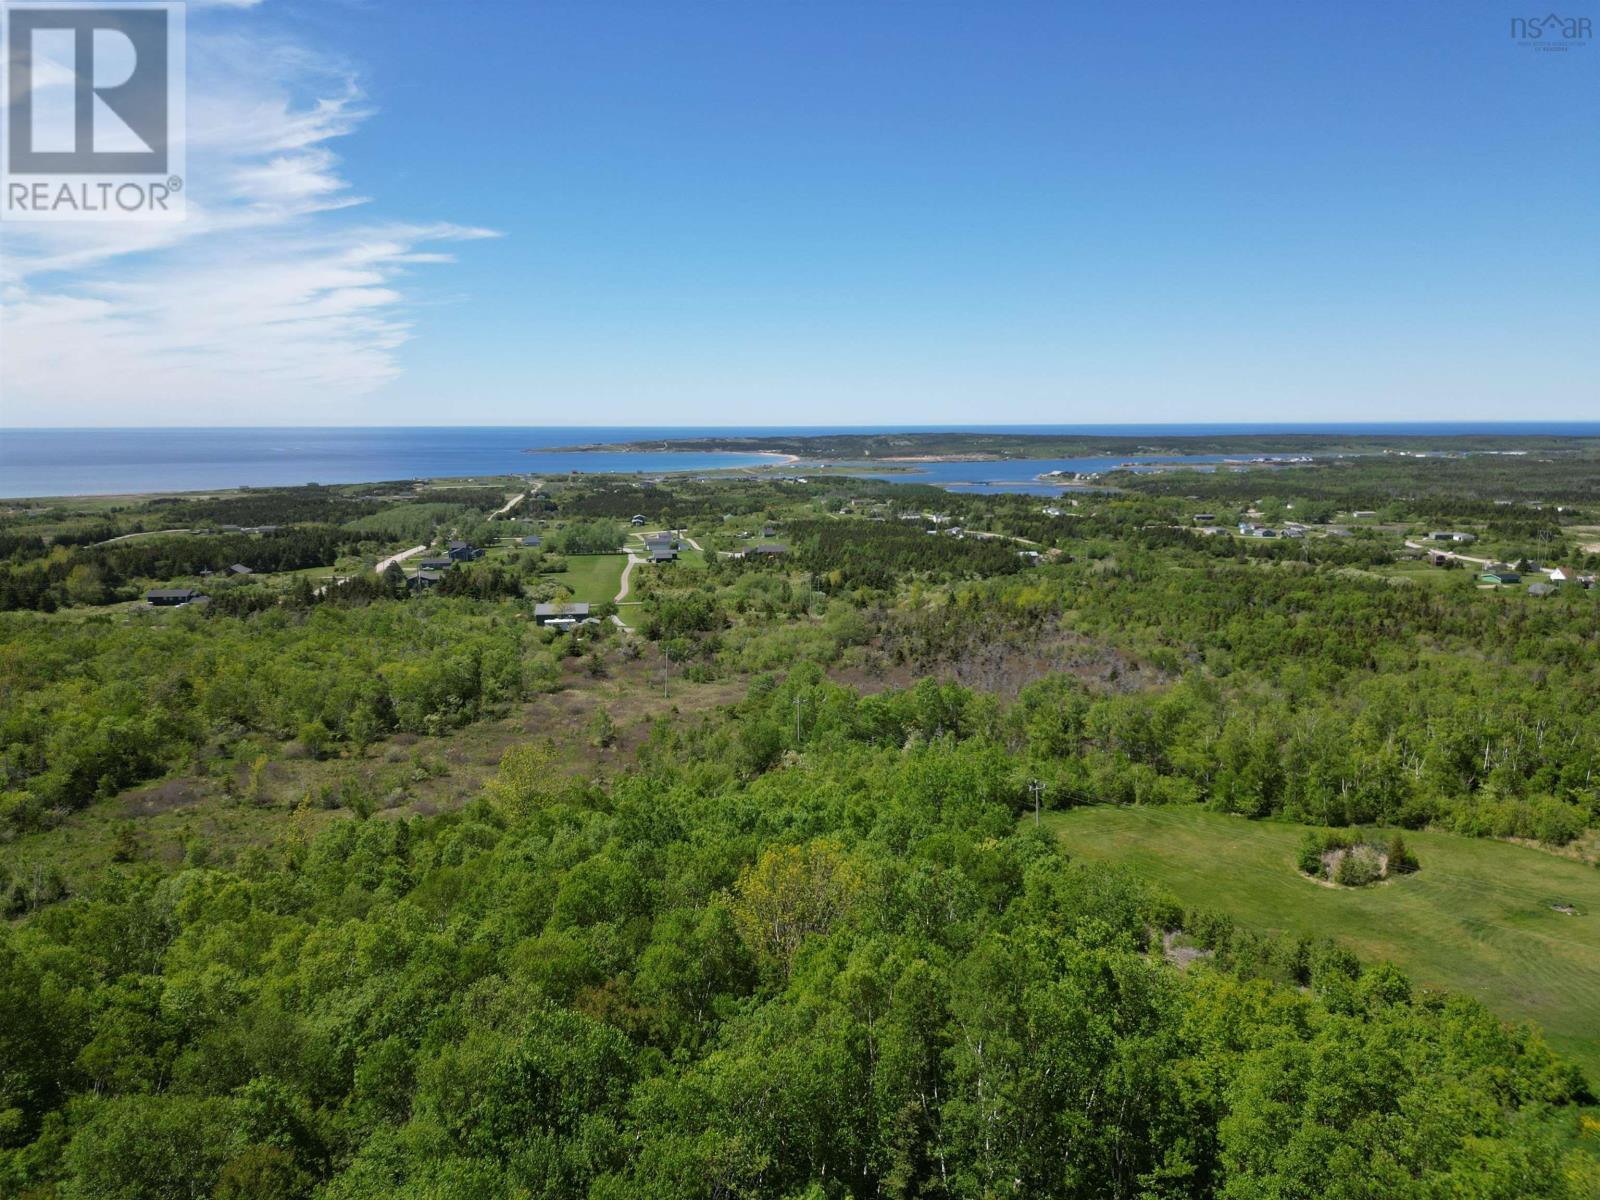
top-left (418, 557), bottom-right (454, 571)
top-left (534, 602), bottom-right (591, 626)
top-left (446, 541), bottom-right (483, 562)
top-left (650, 544), bottom-right (678, 563)
top-left (147, 587), bottom-right (205, 607)
top-left (408, 570), bottom-right (444, 590)
top-left (746, 544), bottom-right (787, 557)
top-left (521, 535), bottom-right (542, 547)
top-left (1481, 571), bottom-right (1521, 585)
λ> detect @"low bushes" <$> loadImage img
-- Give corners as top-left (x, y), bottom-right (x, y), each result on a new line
top-left (1298, 828), bottom-right (1419, 887)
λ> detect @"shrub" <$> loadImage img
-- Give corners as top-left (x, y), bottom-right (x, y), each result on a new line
top-left (1296, 831), bottom-right (1330, 878)
top-left (1386, 832), bottom-right (1419, 874)
top-left (1334, 844), bottom-right (1383, 887)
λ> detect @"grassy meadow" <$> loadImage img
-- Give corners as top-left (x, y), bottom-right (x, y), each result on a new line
top-left (1046, 805), bottom-right (1600, 1079)
top-left (553, 552), bottom-right (627, 604)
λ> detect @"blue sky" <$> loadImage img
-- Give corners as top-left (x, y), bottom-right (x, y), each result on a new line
top-left (1, 0), bottom-right (1594, 425)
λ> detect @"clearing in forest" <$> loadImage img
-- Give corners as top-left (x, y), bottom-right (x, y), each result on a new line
top-left (1047, 805), bottom-right (1600, 1081)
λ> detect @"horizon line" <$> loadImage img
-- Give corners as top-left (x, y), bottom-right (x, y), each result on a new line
top-left (6, 421), bottom-right (1600, 433)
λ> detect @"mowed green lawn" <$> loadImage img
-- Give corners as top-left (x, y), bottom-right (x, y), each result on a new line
top-left (1046, 805), bottom-right (1600, 1078)
top-left (554, 554), bottom-right (626, 604)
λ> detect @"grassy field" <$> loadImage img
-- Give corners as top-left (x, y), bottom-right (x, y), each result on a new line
top-left (1046, 805), bottom-right (1600, 1079)
top-left (554, 553), bottom-right (627, 604)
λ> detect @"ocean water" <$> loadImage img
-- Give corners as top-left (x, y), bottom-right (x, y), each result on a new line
top-left (0, 427), bottom-right (786, 498)
top-left (1, 424), bottom-right (1597, 499)
top-left (855, 454), bottom-right (1236, 493)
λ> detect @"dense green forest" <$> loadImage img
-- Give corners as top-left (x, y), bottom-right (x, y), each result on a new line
top-left (2, 678), bottom-right (1596, 1198)
top-left (3, 458), bottom-right (1600, 1197)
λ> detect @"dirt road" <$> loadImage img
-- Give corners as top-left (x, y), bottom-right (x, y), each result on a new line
top-left (375, 545), bottom-right (427, 574)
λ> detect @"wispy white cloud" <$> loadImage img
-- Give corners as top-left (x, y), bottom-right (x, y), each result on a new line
top-left (0, 12), bottom-right (495, 425)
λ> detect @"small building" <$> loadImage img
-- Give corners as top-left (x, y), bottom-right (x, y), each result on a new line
top-left (1549, 567), bottom-right (1572, 584)
top-left (747, 544), bottom-right (788, 557)
top-left (1527, 582), bottom-right (1554, 597)
top-left (1481, 572), bottom-right (1521, 585)
top-left (418, 557), bottom-right (454, 571)
top-left (1190, 513), bottom-right (1216, 523)
top-left (228, 563), bottom-right (253, 575)
top-left (534, 602), bottom-right (591, 627)
top-left (1431, 553), bottom-right (1449, 566)
top-left (147, 587), bottom-right (204, 607)
top-left (520, 535), bottom-right (542, 548)
top-left (1351, 510), bottom-right (1377, 519)
top-left (650, 545), bottom-right (678, 563)
top-left (408, 570), bottom-right (444, 590)
top-left (630, 515), bottom-right (647, 526)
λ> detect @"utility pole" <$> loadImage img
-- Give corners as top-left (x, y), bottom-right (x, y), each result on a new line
top-left (1029, 779), bottom-right (1045, 825)
top-left (794, 693), bottom-right (805, 746)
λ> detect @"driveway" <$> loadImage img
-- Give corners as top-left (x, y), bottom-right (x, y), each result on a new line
top-left (1403, 539), bottom-right (1491, 567)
